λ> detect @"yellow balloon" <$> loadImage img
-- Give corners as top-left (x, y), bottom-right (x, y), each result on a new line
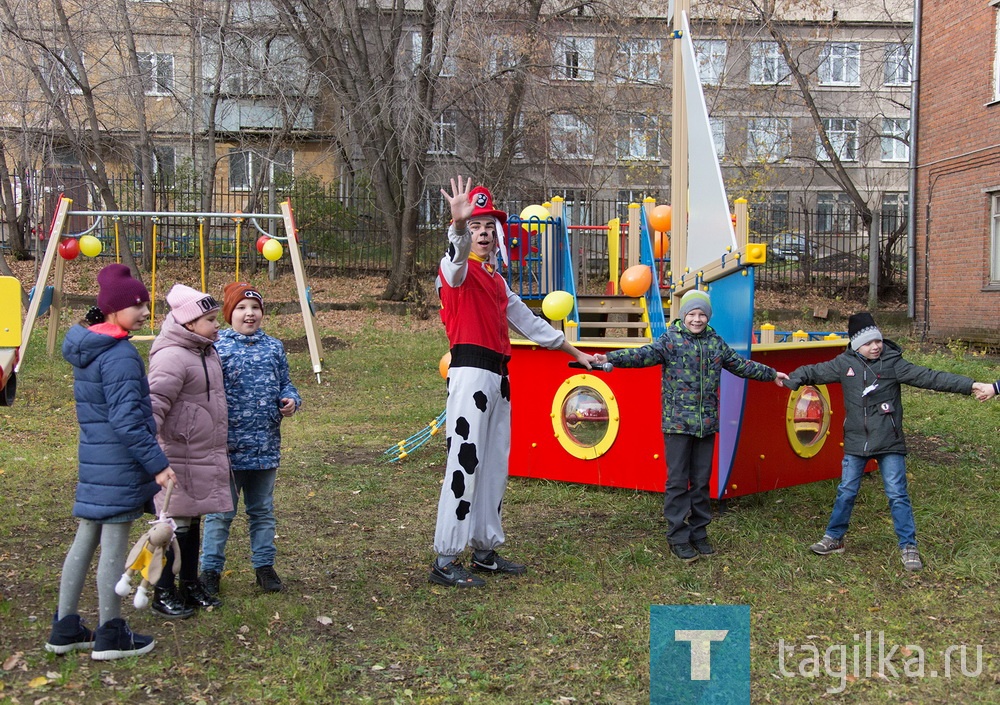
top-left (519, 204), bottom-right (551, 234)
top-left (78, 235), bottom-right (103, 257)
top-left (262, 238), bottom-right (283, 261)
top-left (541, 290), bottom-right (574, 320)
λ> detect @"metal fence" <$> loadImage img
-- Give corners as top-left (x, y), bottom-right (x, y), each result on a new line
top-left (2, 174), bottom-right (905, 300)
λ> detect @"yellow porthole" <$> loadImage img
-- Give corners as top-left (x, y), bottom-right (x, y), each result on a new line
top-left (550, 374), bottom-right (620, 459)
top-left (785, 384), bottom-right (832, 458)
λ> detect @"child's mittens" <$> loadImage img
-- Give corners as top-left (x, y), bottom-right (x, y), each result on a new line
top-left (134, 584), bottom-right (150, 609)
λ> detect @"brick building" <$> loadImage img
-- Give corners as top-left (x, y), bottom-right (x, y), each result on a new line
top-left (914, 1), bottom-right (1000, 342)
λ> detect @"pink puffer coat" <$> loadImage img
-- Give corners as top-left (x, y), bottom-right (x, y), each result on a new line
top-left (148, 313), bottom-right (233, 517)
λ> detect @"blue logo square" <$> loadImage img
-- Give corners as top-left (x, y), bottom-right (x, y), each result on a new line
top-left (650, 605), bottom-right (750, 704)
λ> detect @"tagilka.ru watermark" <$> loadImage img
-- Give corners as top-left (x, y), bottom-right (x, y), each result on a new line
top-left (778, 630), bottom-right (985, 694)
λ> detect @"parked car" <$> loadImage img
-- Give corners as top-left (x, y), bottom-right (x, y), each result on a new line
top-left (769, 234), bottom-right (814, 262)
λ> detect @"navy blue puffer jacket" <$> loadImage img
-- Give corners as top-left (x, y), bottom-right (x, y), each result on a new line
top-left (62, 324), bottom-right (169, 520)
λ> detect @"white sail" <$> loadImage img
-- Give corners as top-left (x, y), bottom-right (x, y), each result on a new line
top-left (680, 11), bottom-right (738, 269)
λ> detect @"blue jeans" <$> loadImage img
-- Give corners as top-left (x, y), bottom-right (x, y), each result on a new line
top-left (201, 469), bottom-right (277, 571)
top-left (825, 453), bottom-right (916, 548)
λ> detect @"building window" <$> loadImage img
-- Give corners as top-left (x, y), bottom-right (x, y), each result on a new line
top-left (881, 118), bottom-right (910, 162)
top-left (884, 44), bottom-right (913, 86)
top-left (992, 193), bottom-right (1000, 282)
top-left (816, 192), bottom-right (856, 234)
top-left (421, 186), bottom-right (449, 229)
top-left (44, 49), bottom-right (84, 95)
top-left (994, 6), bottom-right (1000, 101)
top-left (550, 113), bottom-right (594, 159)
top-left (553, 37), bottom-right (595, 81)
top-left (881, 192), bottom-right (909, 237)
top-left (617, 114), bottom-right (659, 160)
top-left (490, 113), bottom-right (525, 160)
top-left (818, 118), bottom-right (858, 162)
top-left (710, 117), bottom-right (726, 158)
top-left (411, 33), bottom-right (457, 76)
top-left (749, 42), bottom-right (791, 85)
top-left (138, 53), bottom-right (174, 95)
top-left (747, 117), bottom-right (790, 162)
top-left (228, 148), bottom-right (293, 190)
top-left (429, 111), bottom-right (458, 155)
top-left (751, 192), bottom-right (789, 233)
top-left (694, 39), bottom-right (727, 85)
top-left (615, 39), bottom-right (660, 84)
top-left (488, 36), bottom-right (519, 75)
top-left (818, 42), bottom-right (860, 86)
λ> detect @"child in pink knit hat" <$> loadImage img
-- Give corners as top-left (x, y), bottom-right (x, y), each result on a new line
top-left (145, 284), bottom-right (232, 618)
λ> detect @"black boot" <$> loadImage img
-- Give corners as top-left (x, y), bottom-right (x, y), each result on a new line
top-left (179, 579), bottom-right (222, 609)
top-left (151, 585), bottom-right (195, 619)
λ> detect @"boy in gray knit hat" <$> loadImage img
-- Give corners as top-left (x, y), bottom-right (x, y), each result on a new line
top-left (785, 311), bottom-right (993, 571)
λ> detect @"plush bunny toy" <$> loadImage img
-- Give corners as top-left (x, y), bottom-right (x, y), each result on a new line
top-left (115, 481), bottom-right (180, 608)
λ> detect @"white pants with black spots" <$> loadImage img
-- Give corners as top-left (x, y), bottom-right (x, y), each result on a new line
top-left (434, 365), bottom-right (511, 558)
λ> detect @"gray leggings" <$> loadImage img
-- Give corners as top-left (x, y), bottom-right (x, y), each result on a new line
top-left (57, 519), bottom-right (132, 627)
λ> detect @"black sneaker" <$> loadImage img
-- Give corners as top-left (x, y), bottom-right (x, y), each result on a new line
top-left (180, 579), bottom-right (222, 608)
top-left (151, 586), bottom-right (195, 619)
top-left (44, 613), bottom-right (95, 654)
top-left (200, 569), bottom-right (222, 597)
top-left (428, 561), bottom-right (486, 587)
top-left (470, 551), bottom-right (527, 575)
top-left (255, 566), bottom-right (285, 593)
top-left (691, 538), bottom-right (716, 556)
top-left (670, 543), bottom-right (700, 563)
top-left (91, 618), bottom-right (155, 661)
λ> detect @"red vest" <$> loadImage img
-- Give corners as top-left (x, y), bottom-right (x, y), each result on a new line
top-left (438, 257), bottom-right (511, 355)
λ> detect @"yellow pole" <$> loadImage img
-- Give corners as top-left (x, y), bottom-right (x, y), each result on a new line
top-left (113, 217), bottom-right (121, 264)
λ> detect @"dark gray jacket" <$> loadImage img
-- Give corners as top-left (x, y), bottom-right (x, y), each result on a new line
top-left (785, 339), bottom-right (973, 456)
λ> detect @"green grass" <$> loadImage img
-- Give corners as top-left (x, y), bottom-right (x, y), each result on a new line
top-left (1, 311), bottom-right (999, 703)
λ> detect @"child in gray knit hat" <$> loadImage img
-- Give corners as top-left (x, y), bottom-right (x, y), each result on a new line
top-left (785, 311), bottom-right (993, 571)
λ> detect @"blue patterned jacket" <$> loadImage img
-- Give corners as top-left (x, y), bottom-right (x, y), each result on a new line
top-left (606, 320), bottom-right (776, 437)
top-left (215, 328), bottom-right (301, 471)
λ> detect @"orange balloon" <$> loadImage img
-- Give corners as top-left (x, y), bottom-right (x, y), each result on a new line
top-left (620, 265), bottom-right (652, 298)
top-left (649, 204), bottom-right (672, 232)
top-left (439, 352), bottom-right (451, 379)
top-left (653, 231), bottom-right (670, 259)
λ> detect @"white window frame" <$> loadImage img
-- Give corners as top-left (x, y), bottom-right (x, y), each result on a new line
top-left (550, 113), bottom-right (594, 160)
top-left (991, 192), bottom-right (1000, 282)
top-left (816, 192), bottom-right (856, 233)
top-left (884, 43), bottom-right (913, 86)
top-left (553, 37), bottom-right (595, 81)
top-left (818, 118), bottom-right (858, 162)
top-left (488, 36), bottom-right (518, 75)
top-left (994, 4), bottom-right (1000, 101)
top-left (819, 42), bottom-right (860, 86)
top-left (47, 49), bottom-right (84, 95)
top-left (747, 117), bottom-right (790, 162)
top-left (490, 112), bottom-right (525, 160)
top-left (138, 52), bottom-right (174, 95)
top-left (749, 42), bottom-right (791, 85)
top-left (710, 117), bottom-right (726, 158)
top-left (617, 114), bottom-right (659, 161)
top-left (429, 111), bottom-right (457, 155)
top-left (616, 38), bottom-right (660, 84)
top-left (694, 39), bottom-right (727, 86)
top-left (411, 33), bottom-right (457, 77)
top-left (881, 118), bottom-right (910, 162)
top-left (228, 148), bottom-right (293, 190)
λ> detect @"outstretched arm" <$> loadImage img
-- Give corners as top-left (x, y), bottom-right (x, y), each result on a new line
top-left (972, 381), bottom-right (997, 401)
top-left (559, 340), bottom-right (595, 369)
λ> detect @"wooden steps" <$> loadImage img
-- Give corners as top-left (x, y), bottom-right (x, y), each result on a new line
top-left (574, 295), bottom-right (651, 344)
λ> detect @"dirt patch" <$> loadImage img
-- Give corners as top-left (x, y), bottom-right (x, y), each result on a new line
top-left (282, 335), bottom-right (350, 354)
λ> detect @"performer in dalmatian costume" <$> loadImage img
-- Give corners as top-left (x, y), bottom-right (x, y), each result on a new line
top-left (430, 175), bottom-right (596, 588)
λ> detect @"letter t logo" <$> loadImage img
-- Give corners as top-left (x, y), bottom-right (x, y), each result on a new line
top-left (675, 630), bottom-right (729, 680)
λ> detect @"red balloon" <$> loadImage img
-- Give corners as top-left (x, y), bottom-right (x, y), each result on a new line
top-left (58, 238), bottom-right (80, 260)
top-left (256, 235), bottom-right (271, 254)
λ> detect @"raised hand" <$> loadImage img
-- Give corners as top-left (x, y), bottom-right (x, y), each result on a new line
top-left (440, 175), bottom-right (474, 228)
